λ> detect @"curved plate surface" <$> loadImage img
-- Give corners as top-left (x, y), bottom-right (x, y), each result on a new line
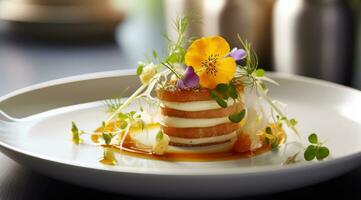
top-left (0, 70), bottom-right (360, 198)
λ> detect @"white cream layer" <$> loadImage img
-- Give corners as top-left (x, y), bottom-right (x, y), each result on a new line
top-left (160, 115), bottom-right (230, 128)
top-left (167, 139), bottom-right (236, 153)
top-left (160, 98), bottom-right (235, 111)
top-left (169, 131), bottom-right (237, 145)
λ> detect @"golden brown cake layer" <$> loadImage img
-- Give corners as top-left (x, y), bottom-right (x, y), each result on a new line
top-left (156, 83), bottom-right (243, 102)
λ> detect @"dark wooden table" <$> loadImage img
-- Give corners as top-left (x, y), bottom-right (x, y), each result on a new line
top-left (0, 15), bottom-right (360, 199)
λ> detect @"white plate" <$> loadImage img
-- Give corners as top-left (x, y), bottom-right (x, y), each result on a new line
top-left (0, 70), bottom-right (360, 198)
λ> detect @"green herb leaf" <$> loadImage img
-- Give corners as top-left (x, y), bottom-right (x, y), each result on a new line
top-left (102, 133), bottom-right (114, 145)
top-left (271, 137), bottom-right (279, 149)
top-left (304, 145), bottom-right (317, 161)
top-left (130, 111), bottom-right (136, 117)
top-left (120, 121), bottom-right (128, 129)
top-left (228, 82), bottom-right (238, 99)
top-left (210, 90), bottom-right (219, 99)
top-left (308, 133), bottom-right (318, 144)
top-left (167, 53), bottom-right (178, 63)
top-left (136, 64), bottom-right (143, 75)
top-left (316, 146), bottom-right (330, 160)
top-left (216, 84), bottom-right (228, 93)
top-left (228, 109), bottom-right (246, 123)
top-left (265, 126), bottom-right (272, 135)
top-left (255, 69), bottom-right (265, 77)
top-left (216, 98), bottom-right (228, 108)
top-left (210, 90), bottom-right (227, 108)
top-left (156, 130), bottom-right (164, 141)
top-left (118, 112), bottom-right (128, 120)
top-left (152, 49), bottom-right (158, 60)
top-left (71, 121), bottom-right (79, 134)
top-left (71, 121), bottom-right (82, 144)
top-left (289, 118), bottom-right (298, 126)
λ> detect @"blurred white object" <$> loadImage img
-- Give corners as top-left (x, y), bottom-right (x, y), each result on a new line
top-left (273, 0), bottom-right (355, 85)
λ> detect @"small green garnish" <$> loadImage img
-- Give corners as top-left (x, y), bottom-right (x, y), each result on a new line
top-left (214, 82), bottom-right (238, 100)
top-left (210, 90), bottom-right (228, 108)
top-left (265, 126), bottom-right (272, 134)
top-left (120, 121), bottom-right (128, 129)
top-left (254, 69), bottom-right (265, 77)
top-left (308, 133), bottom-right (318, 144)
top-left (156, 130), bottom-right (164, 141)
top-left (289, 118), bottom-right (298, 126)
top-left (71, 121), bottom-right (83, 144)
top-left (216, 83), bottom-right (228, 97)
top-left (304, 133), bottom-right (330, 161)
top-left (101, 121), bottom-right (115, 145)
top-left (102, 133), bottom-right (114, 145)
top-left (265, 126), bottom-right (272, 145)
top-left (228, 109), bottom-right (246, 123)
top-left (136, 63), bottom-right (144, 75)
top-left (316, 147), bottom-right (330, 160)
top-left (166, 53), bottom-right (178, 63)
top-left (228, 82), bottom-right (238, 100)
top-left (211, 82), bottom-right (241, 108)
top-left (152, 49), bottom-right (158, 60)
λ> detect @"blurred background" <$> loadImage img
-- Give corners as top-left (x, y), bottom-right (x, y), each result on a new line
top-left (0, 0), bottom-right (360, 95)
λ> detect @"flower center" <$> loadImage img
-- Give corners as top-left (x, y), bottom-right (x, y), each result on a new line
top-left (201, 54), bottom-right (218, 76)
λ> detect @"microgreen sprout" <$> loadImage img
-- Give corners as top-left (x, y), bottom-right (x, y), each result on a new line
top-left (263, 125), bottom-right (282, 150)
top-left (71, 121), bottom-right (84, 144)
top-left (304, 133), bottom-right (330, 161)
top-left (210, 82), bottom-right (240, 108)
top-left (228, 109), bottom-right (246, 123)
top-left (105, 87), bottom-right (129, 114)
top-left (156, 130), bottom-right (164, 142)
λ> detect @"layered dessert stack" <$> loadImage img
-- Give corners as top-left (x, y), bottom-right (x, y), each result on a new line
top-left (157, 84), bottom-right (244, 149)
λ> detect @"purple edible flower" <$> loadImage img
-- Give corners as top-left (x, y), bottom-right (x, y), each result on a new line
top-left (229, 48), bottom-right (247, 61)
top-left (176, 66), bottom-right (199, 89)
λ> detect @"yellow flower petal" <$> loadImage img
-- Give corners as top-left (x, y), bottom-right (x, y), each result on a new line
top-left (205, 36), bottom-right (230, 57)
top-left (198, 57), bottom-right (236, 89)
top-left (184, 36), bottom-right (234, 89)
top-left (185, 36), bottom-right (230, 70)
top-left (214, 57), bottom-right (236, 84)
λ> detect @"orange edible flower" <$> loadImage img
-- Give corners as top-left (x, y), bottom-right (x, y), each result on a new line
top-left (185, 36), bottom-right (236, 89)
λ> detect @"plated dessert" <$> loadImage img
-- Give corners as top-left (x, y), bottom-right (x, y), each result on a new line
top-left (70, 16), bottom-right (329, 165)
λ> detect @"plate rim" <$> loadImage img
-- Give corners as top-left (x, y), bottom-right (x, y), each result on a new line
top-left (0, 69), bottom-right (360, 176)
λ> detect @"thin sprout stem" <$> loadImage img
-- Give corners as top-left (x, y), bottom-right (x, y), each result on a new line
top-left (161, 62), bottom-right (182, 79)
top-left (105, 83), bottom-right (148, 124)
top-left (119, 123), bottom-right (131, 154)
top-left (256, 82), bottom-right (299, 136)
